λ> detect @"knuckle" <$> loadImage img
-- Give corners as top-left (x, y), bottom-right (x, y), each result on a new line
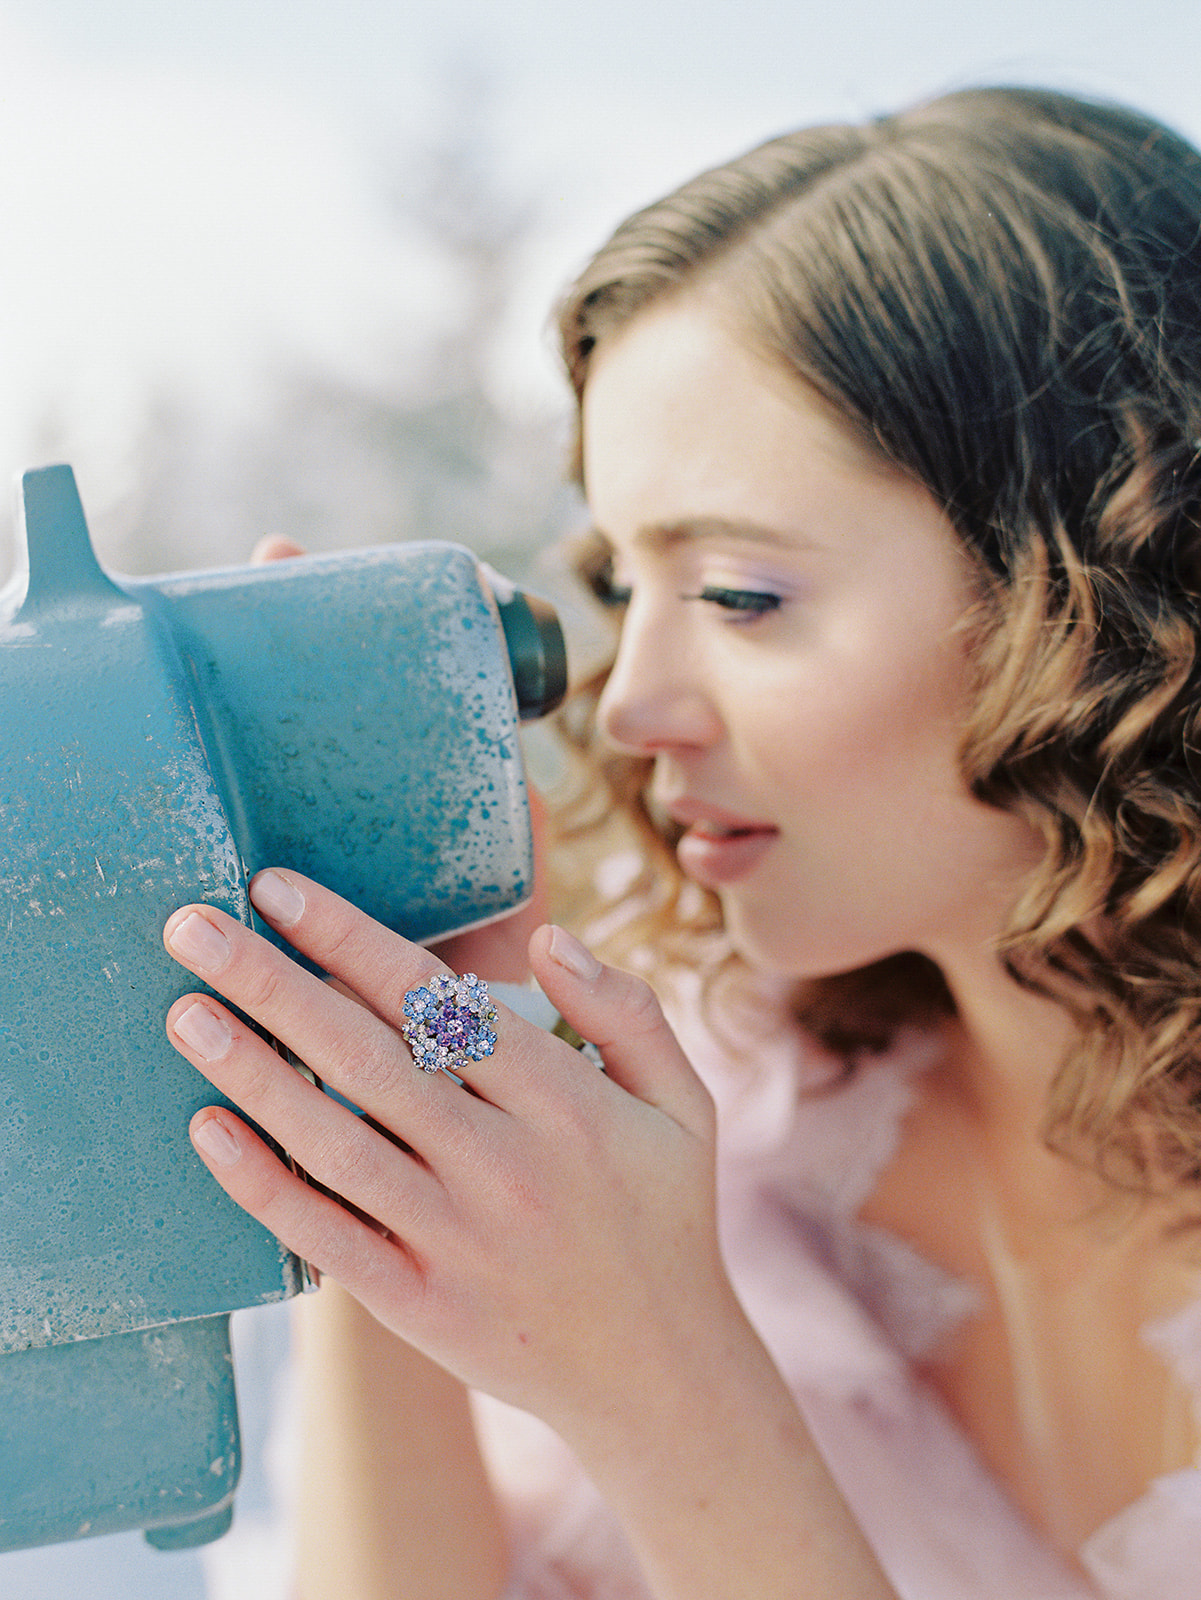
top-left (314, 908), bottom-right (364, 970)
top-left (229, 1038), bottom-right (290, 1111)
top-left (472, 1139), bottom-right (551, 1224)
top-left (237, 957), bottom-right (286, 1018)
top-left (323, 1011), bottom-right (405, 1099)
top-left (604, 971), bottom-right (665, 1042)
top-left (309, 1123), bottom-right (383, 1199)
top-left (309, 1207), bottom-right (394, 1293)
top-left (528, 1064), bottom-right (606, 1155)
top-left (536, 1069), bottom-right (596, 1141)
top-left (236, 1144), bottom-right (294, 1221)
top-left (543, 1098), bottom-right (597, 1157)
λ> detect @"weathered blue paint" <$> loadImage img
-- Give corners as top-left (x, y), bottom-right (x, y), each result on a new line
top-left (3, 1315), bottom-right (240, 1550)
top-left (0, 465), bottom-right (562, 1552)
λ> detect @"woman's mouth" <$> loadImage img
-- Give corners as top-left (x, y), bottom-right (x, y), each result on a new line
top-left (669, 811), bottom-right (779, 887)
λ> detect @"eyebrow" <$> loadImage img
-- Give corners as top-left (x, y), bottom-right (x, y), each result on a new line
top-left (601, 517), bottom-right (812, 555)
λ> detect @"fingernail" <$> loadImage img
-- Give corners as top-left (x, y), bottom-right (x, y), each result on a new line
top-left (251, 870), bottom-right (305, 928)
top-left (174, 1001), bottom-right (231, 1061)
top-left (192, 1113), bottom-right (242, 1168)
top-left (167, 912), bottom-right (231, 972)
top-left (547, 925), bottom-right (602, 982)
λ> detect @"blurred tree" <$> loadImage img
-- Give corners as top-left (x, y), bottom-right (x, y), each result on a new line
top-left (96, 65), bottom-right (574, 581)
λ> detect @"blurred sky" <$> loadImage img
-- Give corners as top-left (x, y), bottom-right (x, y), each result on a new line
top-left (0, 0), bottom-right (1199, 534)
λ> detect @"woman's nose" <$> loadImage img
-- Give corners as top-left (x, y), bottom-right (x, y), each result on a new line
top-left (597, 623), bottom-right (722, 755)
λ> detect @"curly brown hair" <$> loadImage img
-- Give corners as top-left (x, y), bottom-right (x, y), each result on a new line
top-left (552, 86), bottom-right (1201, 1193)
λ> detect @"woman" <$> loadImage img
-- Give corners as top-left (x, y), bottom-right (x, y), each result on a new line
top-left (165, 87), bottom-right (1201, 1597)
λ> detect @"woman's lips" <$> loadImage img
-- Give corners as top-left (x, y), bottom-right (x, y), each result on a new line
top-left (670, 813), bottom-right (779, 886)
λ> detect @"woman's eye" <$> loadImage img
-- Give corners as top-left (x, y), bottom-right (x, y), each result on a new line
top-left (588, 570), bottom-right (632, 610)
top-left (587, 555), bottom-right (632, 609)
top-left (684, 585), bottom-right (782, 618)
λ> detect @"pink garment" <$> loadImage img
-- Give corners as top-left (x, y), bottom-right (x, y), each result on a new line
top-left (476, 1004), bottom-right (1201, 1600)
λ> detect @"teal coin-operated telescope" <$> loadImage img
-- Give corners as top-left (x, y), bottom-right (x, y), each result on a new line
top-left (0, 465), bottom-right (567, 1553)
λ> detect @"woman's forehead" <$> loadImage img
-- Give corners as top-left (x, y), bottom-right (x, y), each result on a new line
top-left (583, 300), bottom-right (881, 480)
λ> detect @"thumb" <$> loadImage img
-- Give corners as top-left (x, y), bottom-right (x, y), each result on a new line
top-left (251, 535), bottom-right (307, 564)
top-left (527, 924), bottom-right (712, 1131)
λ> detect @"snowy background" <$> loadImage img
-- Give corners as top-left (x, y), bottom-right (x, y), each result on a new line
top-left (0, 0), bottom-right (1198, 584)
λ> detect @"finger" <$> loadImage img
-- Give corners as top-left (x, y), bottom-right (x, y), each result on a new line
top-left (162, 899), bottom-right (472, 1132)
top-left (187, 1104), bottom-right (422, 1309)
top-left (168, 993), bottom-right (434, 1231)
top-left (528, 924), bottom-right (713, 1133)
top-left (246, 868), bottom-right (454, 1035)
top-left (244, 869), bottom-right (564, 1107)
top-left (251, 535), bottom-right (307, 563)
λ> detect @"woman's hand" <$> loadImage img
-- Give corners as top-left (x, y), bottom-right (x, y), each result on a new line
top-left (163, 868), bottom-right (725, 1436)
top-left (165, 874), bottom-right (900, 1599)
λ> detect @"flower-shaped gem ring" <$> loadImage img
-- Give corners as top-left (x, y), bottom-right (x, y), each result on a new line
top-left (400, 972), bottom-right (499, 1075)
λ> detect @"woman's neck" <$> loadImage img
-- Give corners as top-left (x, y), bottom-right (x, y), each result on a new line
top-left (927, 945), bottom-right (1078, 1149)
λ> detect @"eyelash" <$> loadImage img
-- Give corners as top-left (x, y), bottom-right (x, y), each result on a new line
top-left (597, 579), bottom-right (632, 609)
top-left (682, 585), bottom-right (782, 618)
top-left (592, 568), bottom-right (782, 622)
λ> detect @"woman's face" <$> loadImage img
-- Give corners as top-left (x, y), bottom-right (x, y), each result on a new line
top-left (585, 296), bottom-right (1041, 979)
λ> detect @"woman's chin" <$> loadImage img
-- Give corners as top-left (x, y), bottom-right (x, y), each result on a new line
top-left (721, 915), bottom-right (817, 978)
top-left (722, 906), bottom-right (900, 983)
